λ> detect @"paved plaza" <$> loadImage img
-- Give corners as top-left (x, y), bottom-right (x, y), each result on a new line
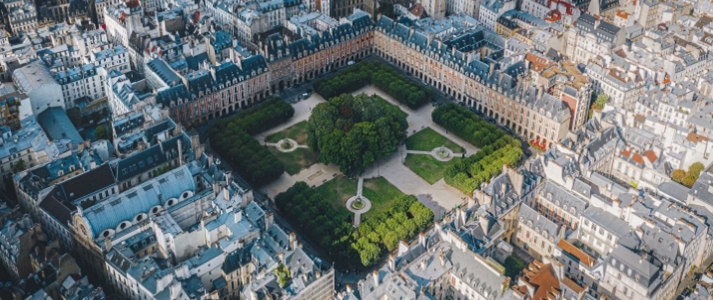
top-left (260, 86), bottom-right (476, 220)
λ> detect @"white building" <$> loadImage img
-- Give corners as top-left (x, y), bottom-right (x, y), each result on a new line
top-left (55, 64), bottom-right (108, 108)
top-left (478, 0), bottom-right (515, 31)
top-left (12, 61), bottom-right (65, 116)
top-left (90, 46), bottom-right (131, 74)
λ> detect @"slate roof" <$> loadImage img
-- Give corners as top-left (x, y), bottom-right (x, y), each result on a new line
top-left (582, 207), bottom-right (631, 238)
top-left (39, 186), bottom-right (78, 229)
top-left (82, 165), bottom-right (195, 238)
top-left (608, 245), bottom-right (662, 293)
top-left (147, 59), bottom-right (182, 87)
top-left (518, 203), bottom-right (558, 240)
top-left (289, 14), bottom-right (372, 59)
top-left (37, 107), bottom-right (83, 146)
top-left (58, 163), bottom-right (115, 204)
top-left (112, 132), bottom-right (191, 182)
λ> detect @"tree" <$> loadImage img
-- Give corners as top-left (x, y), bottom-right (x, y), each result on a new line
top-left (689, 162), bottom-right (705, 178)
top-left (376, 1), bottom-right (396, 19)
top-left (67, 107), bottom-right (82, 127)
top-left (595, 94), bottom-right (608, 108)
top-left (308, 94), bottom-right (407, 176)
top-left (671, 169), bottom-right (686, 183)
top-left (682, 174), bottom-right (698, 188)
top-left (209, 97), bottom-right (293, 186)
top-left (94, 124), bottom-right (111, 140)
top-left (12, 160), bottom-right (26, 173)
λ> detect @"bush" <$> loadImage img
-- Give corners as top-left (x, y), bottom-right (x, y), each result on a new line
top-left (275, 182), bottom-right (433, 268)
top-left (307, 93), bottom-right (407, 176)
top-left (314, 61), bottom-right (432, 109)
top-left (209, 97), bottom-right (294, 186)
top-left (433, 104), bottom-right (523, 194)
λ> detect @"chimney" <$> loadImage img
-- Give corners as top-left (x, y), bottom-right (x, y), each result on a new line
top-left (388, 254), bottom-right (396, 270)
top-left (225, 171), bottom-right (232, 186)
top-left (418, 232), bottom-right (426, 247)
top-left (420, 259), bottom-right (427, 270)
top-left (372, 270), bottom-right (379, 286)
top-left (207, 153), bottom-right (213, 168)
top-left (438, 251), bottom-right (445, 267)
top-left (265, 212), bottom-right (274, 231)
top-left (224, 186), bottom-right (230, 201)
top-left (346, 284), bottom-right (353, 294)
top-left (177, 139), bottom-right (183, 166)
top-left (234, 209), bottom-right (242, 223)
top-left (289, 232), bottom-right (297, 250)
top-left (105, 237), bottom-right (112, 252)
top-left (488, 61), bottom-right (495, 78)
top-left (277, 252), bottom-right (284, 263)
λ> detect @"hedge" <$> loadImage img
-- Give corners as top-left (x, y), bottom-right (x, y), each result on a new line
top-left (209, 97), bottom-right (294, 186)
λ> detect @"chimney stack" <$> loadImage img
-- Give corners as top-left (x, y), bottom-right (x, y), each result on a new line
top-left (289, 232), bottom-right (297, 250)
top-left (177, 139), bottom-right (183, 166)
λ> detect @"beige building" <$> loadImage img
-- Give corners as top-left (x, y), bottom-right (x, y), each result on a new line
top-left (514, 204), bottom-right (563, 261)
top-left (374, 15), bottom-right (572, 148)
top-left (422, 0), bottom-right (446, 19)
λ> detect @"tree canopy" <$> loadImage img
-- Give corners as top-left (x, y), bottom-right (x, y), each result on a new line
top-left (433, 104), bottom-right (523, 194)
top-left (307, 93), bottom-right (407, 176)
top-left (313, 61), bottom-right (432, 109)
top-left (672, 161), bottom-right (706, 188)
top-left (275, 182), bottom-right (433, 268)
top-left (209, 97), bottom-right (294, 186)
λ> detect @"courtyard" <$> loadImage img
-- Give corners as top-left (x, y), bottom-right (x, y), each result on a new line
top-left (260, 85), bottom-right (476, 221)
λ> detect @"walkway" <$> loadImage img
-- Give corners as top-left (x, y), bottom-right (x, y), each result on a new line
top-left (405, 147), bottom-right (465, 162)
top-left (265, 138), bottom-right (308, 153)
top-left (346, 178), bottom-right (371, 227)
top-left (353, 85), bottom-right (480, 156)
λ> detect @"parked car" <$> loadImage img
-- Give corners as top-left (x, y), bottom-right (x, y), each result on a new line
top-left (302, 93), bottom-right (310, 99)
top-left (347, 60), bottom-right (355, 65)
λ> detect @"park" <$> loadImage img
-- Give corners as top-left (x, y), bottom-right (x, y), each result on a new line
top-left (208, 61), bottom-right (523, 268)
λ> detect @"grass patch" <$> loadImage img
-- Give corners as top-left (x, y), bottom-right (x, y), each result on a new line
top-left (265, 121), bottom-right (310, 144)
top-left (267, 147), bottom-right (319, 175)
top-left (403, 154), bottom-right (462, 184)
top-left (314, 175), bottom-right (358, 212)
top-left (362, 177), bottom-right (405, 218)
top-left (406, 127), bottom-right (465, 153)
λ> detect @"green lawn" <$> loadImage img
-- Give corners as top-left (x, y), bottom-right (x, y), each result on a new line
top-left (265, 121), bottom-right (310, 144)
top-left (362, 177), bottom-right (406, 219)
top-left (315, 175), bottom-right (358, 213)
top-left (403, 154), bottom-right (461, 184)
top-left (405, 127), bottom-right (465, 153)
top-left (267, 147), bottom-right (319, 175)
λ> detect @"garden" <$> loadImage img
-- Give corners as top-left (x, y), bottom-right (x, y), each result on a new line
top-left (307, 93), bottom-right (408, 176)
top-left (275, 181), bottom-right (433, 268)
top-left (313, 61), bottom-right (432, 109)
top-left (404, 154), bottom-right (462, 184)
top-left (432, 104), bottom-right (523, 194)
top-left (361, 177), bottom-right (405, 219)
top-left (313, 175), bottom-right (358, 212)
top-left (405, 127), bottom-right (465, 153)
top-left (265, 121), bottom-right (310, 144)
top-left (209, 97), bottom-right (295, 186)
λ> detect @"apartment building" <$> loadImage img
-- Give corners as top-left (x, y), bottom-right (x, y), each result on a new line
top-left (374, 15), bottom-right (571, 148)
